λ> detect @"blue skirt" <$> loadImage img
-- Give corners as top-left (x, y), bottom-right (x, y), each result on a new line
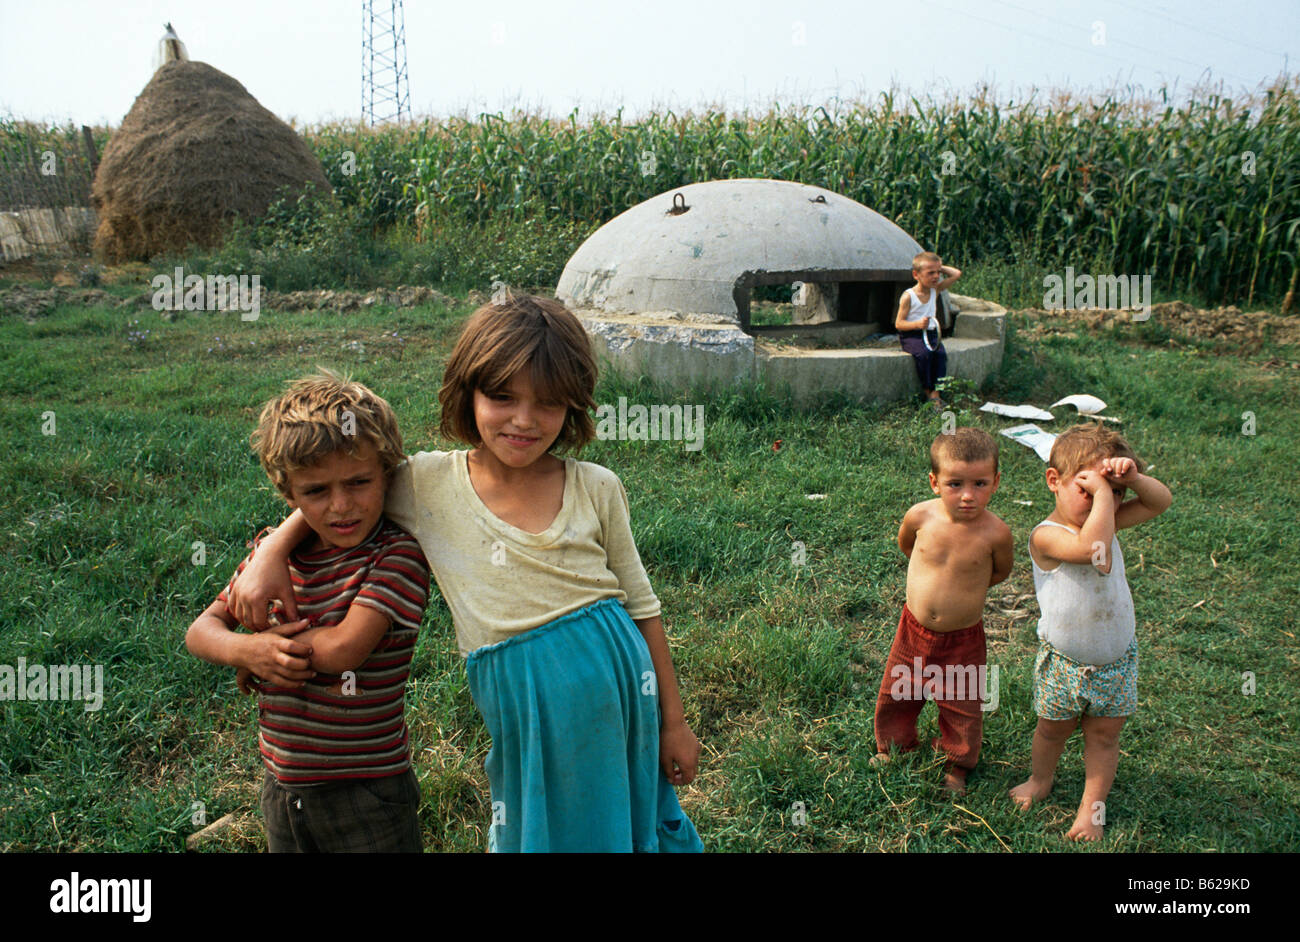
top-left (465, 597), bottom-right (703, 853)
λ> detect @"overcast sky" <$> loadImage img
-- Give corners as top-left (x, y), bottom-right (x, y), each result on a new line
top-left (1, 0), bottom-right (1294, 127)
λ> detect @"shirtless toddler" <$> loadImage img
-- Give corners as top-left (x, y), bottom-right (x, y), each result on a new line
top-left (872, 428), bottom-right (1014, 793)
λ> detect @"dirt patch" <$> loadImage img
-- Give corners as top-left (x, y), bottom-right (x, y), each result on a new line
top-left (6, 281), bottom-right (1296, 354)
top-left (270, 285), bottom-right (457, 312)
top-left (0, 285), bottom-right (126, 318)
top-left (1014, 301), bottom-right (1300, 349)
top-left (0, 284), bottom-right (460, 320)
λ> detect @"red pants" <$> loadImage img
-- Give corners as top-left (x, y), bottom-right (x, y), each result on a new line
top-left (873, 604), bottom-right (986, 773)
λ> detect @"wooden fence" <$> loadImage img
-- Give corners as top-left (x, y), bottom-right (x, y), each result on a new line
top-left (0, 121), bottom-right (102, 258)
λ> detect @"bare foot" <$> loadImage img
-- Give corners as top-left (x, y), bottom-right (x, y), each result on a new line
top-left (1009, 776), bottom-right (1053, 809)
top-left (870, 752), bottom-right (891, 767)
top-left (943, 770), bottom-right (967, 795)
top-left (1067, 811), bottom-right (1104, 842)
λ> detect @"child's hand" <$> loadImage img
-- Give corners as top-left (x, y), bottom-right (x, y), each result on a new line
top-left (232, 622), bottom-right (312, 692)
top-left (242, 620), bottom-right (315, 688)
top-left (1100, 457), bottom-right (1139, 486)
top-left (660, 719), bottom-right (700, 786)
top-left (229, 559), bottom-right (298, 630)
top-left (1073, 469), bottom-right (1109, 496)
top-left (265, 618), bottom-right (313, 635)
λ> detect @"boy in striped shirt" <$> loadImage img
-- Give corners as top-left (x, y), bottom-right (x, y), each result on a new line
top-left (186, 369), bottom-right (430, 852)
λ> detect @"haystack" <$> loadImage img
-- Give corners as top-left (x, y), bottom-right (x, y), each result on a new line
top-left (91, 60), bottom-right (331, 262)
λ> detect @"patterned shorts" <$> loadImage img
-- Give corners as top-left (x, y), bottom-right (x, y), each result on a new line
top-left (1033, 638), bottom-right (1138, 720)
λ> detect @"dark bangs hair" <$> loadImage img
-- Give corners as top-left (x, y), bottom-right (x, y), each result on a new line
top-left (438, 293), bottom-right (598, 453)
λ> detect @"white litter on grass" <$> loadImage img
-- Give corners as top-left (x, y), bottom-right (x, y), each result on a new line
top-left (806, 494), bottom-right (827, 500)
top-left (980, 402), bottom-right (1055, 421)
top-left (1001, 424), bottom-right (1058, 462)
top-left (1050, 394), bottom-right (1107, 415)
top-left (1014, 500), bottom-right (1034, 505)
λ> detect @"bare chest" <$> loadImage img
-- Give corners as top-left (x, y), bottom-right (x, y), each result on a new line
top-left (475, 476), bottom-right (565, 535)
top-left (911, 526), bottom-right (993, 574)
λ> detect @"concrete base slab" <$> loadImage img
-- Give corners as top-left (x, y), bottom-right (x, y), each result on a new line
top-left (573, 297), bottom-right (1007, 406)
top-left (579, 312), bottom-right (756, 387)
top-left (757, 337), bottom-right (1003, 404)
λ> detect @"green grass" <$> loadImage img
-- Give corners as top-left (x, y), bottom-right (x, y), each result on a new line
top-left (0, 294), bottom-right (1296, 852)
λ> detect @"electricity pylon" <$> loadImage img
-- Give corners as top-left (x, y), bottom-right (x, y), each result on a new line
top-left (361, 0), bottom-right (411, 125)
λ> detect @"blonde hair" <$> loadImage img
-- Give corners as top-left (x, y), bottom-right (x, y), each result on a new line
top-left (912, 251), bottom-right (942, 271)
top-left (931, 427), bottom-right (999, 474)
top-left (251, 368), bottom-right (404, 498)
top-left (438, 293), bottom-right (597, 453)
top-left (1048, 422), bottom-right (1145, 479)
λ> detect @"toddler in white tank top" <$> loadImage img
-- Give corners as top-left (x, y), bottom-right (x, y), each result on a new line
top-left (1030, 521), bottom-right (1135, 665)
top-left (1008, 423), bottom-right (1171, 842)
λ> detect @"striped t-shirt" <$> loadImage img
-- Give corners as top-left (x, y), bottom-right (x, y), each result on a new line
top-left (217, 518), bottom-right (430, 784)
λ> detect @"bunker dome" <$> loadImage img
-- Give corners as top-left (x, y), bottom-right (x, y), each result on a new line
top-left (556, 178), bottom-right (1005, 405)
top-left (558, 178), bottom-right (926, 328)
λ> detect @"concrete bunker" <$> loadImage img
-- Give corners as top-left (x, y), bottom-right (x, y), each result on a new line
top-left (556, 178), bottom-right (1005, 404)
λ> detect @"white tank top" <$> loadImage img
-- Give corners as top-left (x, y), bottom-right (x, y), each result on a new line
top-left (1030, 521), bottom-right (1136, 665)
top-left (906, 289), bottom-right (941, 351)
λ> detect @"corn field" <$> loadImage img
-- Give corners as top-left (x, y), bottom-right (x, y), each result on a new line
top-left (304, 81), bottom-right (1300, 306)
top-left (4, 83), bottom-right (1297, 305)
